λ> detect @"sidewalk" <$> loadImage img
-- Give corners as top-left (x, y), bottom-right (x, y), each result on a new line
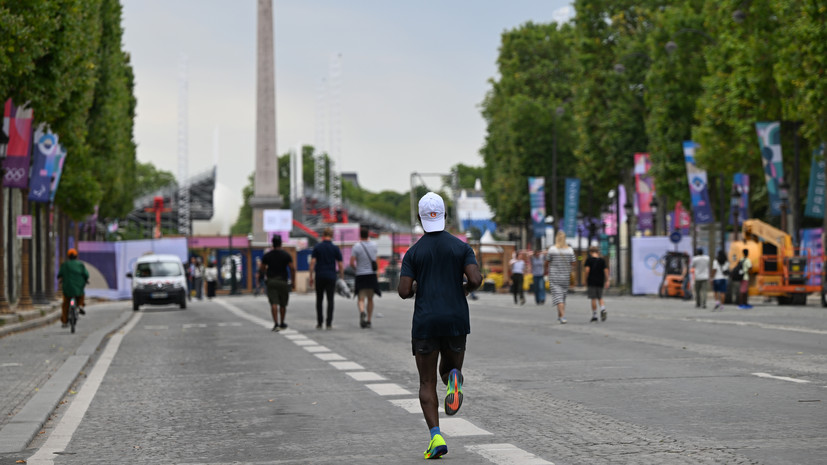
top-left (0, 301), bottom-right (133, 453)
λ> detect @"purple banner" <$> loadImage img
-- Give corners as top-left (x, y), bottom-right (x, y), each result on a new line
top-left (730, 173), bottom-right (750, 225)
top-left (800, 228), bottom-right (822, 286)
top-left (28, 128), bottom-right (60, 202)
top-left (683, 141), bottom-right (714, 224)
top-left (634, 153), bottom-right (655, 232)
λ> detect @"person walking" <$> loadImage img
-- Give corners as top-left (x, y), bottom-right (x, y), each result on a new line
top-left (509, 252), bottom-right (526, 305)
top-left (530, 249), bottom-right (547, 304)
top-left (253, 257), bottom-right (266, 296)
top-left (584, 246), bottom-right (609, 322)
top-left (204, 260), bottom-right (218, 300)
top-left (192, 257), bottom-right (205, 300)
top-left (691, 248), bottom-right (710, 309)
top-left (186, 256), bottom-right (196, 301)
top-left (711, 249), bottom-right (729, 310)
top-left (350, 226), bottom-right (379, 328)
top-left (736, 248), bottom-right (753, 309)
top-left (260, 235), bottom-right (295, 331)
top-left (547, 231), bottom-right (575, 324)
top-left (57, 248), bottom-right (89, 327)
top-left (309, 227), bottom-right (344, 329)
top-left (398, 192), bottom-right (482, 460)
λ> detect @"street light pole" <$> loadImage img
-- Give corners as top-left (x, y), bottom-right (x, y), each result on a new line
top-left (624, 200), bottom-right (634, 294)
top-left (650, 197), bottom-right (659, 236)
top-left (0, 132), bottom-right (9, 313)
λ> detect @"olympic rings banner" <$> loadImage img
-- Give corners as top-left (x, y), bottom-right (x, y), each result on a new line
top-left (631, 235), bottom-right (692, 295)
top-left (2, 99), bottom-right (34, 189)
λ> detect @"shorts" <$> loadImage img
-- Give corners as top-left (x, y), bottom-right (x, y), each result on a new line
top-left (713, 279), bottom-right (727, 293)
top-left (266, 279), bottom-right (290, 307)
top-left (587, 286), bottom-right (604, 300)
top-left (411, 335), bottom-right (467, 356)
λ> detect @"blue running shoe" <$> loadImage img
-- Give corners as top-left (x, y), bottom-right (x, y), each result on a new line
top-left (424, 433), bottom-right (447, 459)
top-left (444, 369), bottom-right (463, 416)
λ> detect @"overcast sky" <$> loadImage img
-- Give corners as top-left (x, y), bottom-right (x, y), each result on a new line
top-left (121, 0), bottom-right (575, 234)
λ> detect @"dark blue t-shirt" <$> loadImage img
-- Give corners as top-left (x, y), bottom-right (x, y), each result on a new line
top-left (400, 231), bottom-right (477, 339)
top-left (311, 240), bottom-right (342, 281)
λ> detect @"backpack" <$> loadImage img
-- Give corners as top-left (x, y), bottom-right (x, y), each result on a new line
top-left (732, 259), bottom-right (745, 281)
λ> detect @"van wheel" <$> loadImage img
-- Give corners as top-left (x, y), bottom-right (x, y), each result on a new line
top-left (180, 297), bottom-right (187, 309)
top-left (133, 299), bottom-right (140, 311)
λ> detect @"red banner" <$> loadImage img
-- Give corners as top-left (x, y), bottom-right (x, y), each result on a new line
top-left (2, 99), bottom-right (34, 188)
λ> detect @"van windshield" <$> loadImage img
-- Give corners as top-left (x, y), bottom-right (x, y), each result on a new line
top-left (136, 262), bottom-right (182, 278)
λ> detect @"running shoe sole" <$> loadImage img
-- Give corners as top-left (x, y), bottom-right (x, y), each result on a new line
top-left (444, 369), bottom-right (463, 416)
top-left (424, 434), bottom-right (447, 459)
top-left (600, 309), bottom-right (607, 321)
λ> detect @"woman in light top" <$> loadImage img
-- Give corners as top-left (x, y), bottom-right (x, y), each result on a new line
top-left (509, 252), bottom-right (527, 305)
top-left (547, 231), bottom-right (576, 324)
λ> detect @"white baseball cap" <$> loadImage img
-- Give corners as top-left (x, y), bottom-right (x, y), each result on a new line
top-left (418, 192), bottom-right (445, 233)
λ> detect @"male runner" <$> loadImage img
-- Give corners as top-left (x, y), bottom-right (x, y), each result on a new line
top-left (398, 192), bottom-right (482, 460)
top-left (260, 235), bottom-right (295, 331)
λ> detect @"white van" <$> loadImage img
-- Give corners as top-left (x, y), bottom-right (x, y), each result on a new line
top-left (126, 254), bottom-right (187, 311)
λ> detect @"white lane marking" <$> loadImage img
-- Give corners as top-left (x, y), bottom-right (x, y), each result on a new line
top-left (467, 443), bottom-right (555, 464)
top-left (284, 334), bottom-right (308, 340)
top-left (182, 323), bottom-right (208, 329)
top-left (389, 398), bottom-right (444, 414)
top-left (1, 362), bottom-right (22, 367)
top-left (26, 313), bottom-right (143, 465)
top-left (346, 371), bottom-right (386, 382)
top-left (214, 301), bottom-right (523, 457)
top-left (330, 361), bottom-right (364, 371)
top-left (144, 325), bottom-right (168, 330)
top-left (365, 383), bottom-right (412, 396)
top-left (216, 322), bottom-right (243, 327)
top-left (753, 372), bottom-right (811, 384)
top-left (293, 339), bottom-right (317, 346)
top-left (440, 418), bottom-right (493, 437)
top-left (691, 318), bottom-right (827, 335)
top-left (304, 345), bottom-right (330, 353)
top-left (214, 299), bottom-right (271, 328)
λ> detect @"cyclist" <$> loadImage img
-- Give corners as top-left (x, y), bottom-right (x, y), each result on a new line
top-left (58, 248), bottom-right (89, 327)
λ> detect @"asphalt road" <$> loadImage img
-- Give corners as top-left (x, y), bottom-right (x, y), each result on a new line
top-left (5, 290), bottom-right (827, 464)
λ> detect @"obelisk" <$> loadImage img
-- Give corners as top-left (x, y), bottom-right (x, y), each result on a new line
top-left (251, 0), bottom-right (281, 241)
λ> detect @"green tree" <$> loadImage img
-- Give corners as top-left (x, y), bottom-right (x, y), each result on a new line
top-left (135, 161), bottom-right (176, 198)
top-left (480, 21), bottom-right (576, 225)
top-left (692, 0), bottom-right (785, 217)
top-left (572, 0), bottom-right (657, 213)
top-left (87, 0), bottom-right (137, 219)
top-left (643, 0), bottom-right (710, 208)
top-left (0, 0), bottom-right (135, 221)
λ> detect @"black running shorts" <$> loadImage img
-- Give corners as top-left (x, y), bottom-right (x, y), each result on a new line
top-left (411, 335), bottom-right (467, 356)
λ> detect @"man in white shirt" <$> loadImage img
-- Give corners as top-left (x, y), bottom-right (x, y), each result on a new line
top-left (690, 248), bottom-right (710, 309)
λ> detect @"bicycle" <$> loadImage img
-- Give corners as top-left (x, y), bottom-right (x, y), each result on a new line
top-left (67, 297), bottom-right (80, 334)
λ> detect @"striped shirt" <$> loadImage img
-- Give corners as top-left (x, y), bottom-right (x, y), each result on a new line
top-left (547, 246), bottom-right (575, 285)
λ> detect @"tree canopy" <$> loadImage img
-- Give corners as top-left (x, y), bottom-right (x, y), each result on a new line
top-left (479, 0), bottom-right (827, 230)
top-left (0, 0), bottom-right (136, 220)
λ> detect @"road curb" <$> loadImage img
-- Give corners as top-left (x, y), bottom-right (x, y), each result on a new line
top-left (0, 308), bottom-right (135, 453)
top-left (0, 307), bottom-right (61, 338)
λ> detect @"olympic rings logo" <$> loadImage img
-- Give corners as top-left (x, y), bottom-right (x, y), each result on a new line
top-left (4, 167), bottom-right (27, 182)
